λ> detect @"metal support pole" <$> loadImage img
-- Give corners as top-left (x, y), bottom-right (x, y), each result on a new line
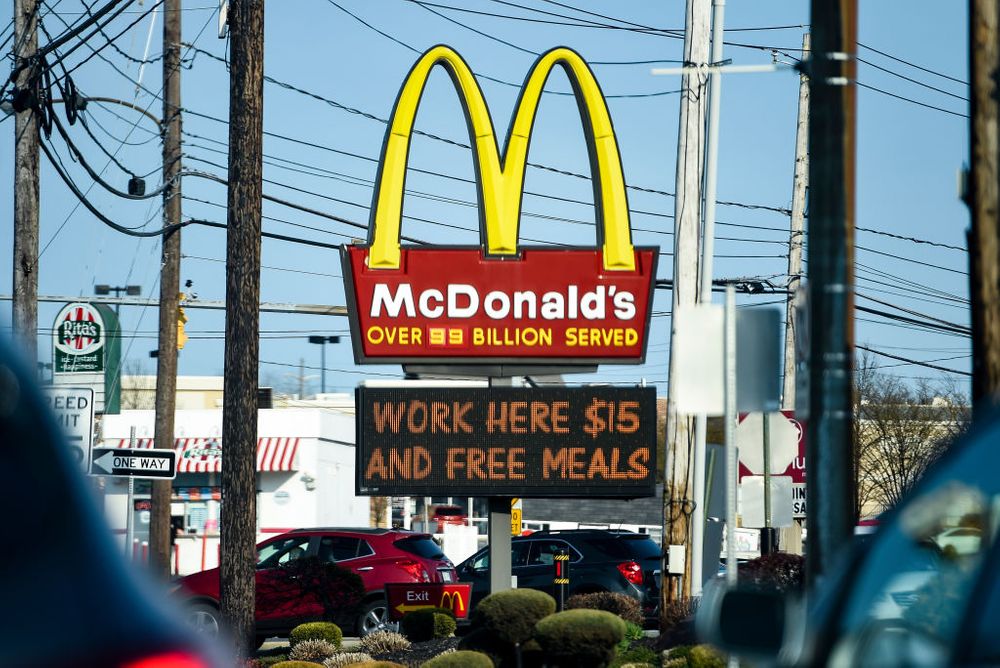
top-left (554, 550), bottom-right (570, 611)
top-left (691, 0), bottom-right (726, 598)
top-left (320, 343), bottom-right (326, 394)
top-left (126, 427), bottom-right (136, 559)
top-left (761, 413), bottom-right (775, 554)
top-left (724, 286), bottom-right (738, 588)
top-left (488, 375), bottom-right (514, 596)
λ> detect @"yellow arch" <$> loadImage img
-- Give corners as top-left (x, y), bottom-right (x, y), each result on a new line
top-left (368, 45), bottom-right (635, 271)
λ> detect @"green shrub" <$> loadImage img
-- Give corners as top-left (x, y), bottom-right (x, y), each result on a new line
top-left (616, 621), bottom-right (644, 654)
top-left (289, 639), bottom-right (338, 663)
top-left (662, 644), bottom-right (723, 668)
top-left (457, 628), bottom-right (506, 666)
top-left (271, 662), bottom-right (325, 668)
top-left (322, 654), bottom-right (373, 668)
top-left (400, 608), bottom-right (456, 641)
top-left (472, 589), bottom-right (556, 645)
top-left (420, 650), bottom-right (494, 668)
top-left (566, 591), bottom-right (644, 625)
top-left (534, 609), bottom-right (627, 667)
top-left (254, 657), bottom-right (289, 668)
top-left (611, 645), bottom-right (659, 668)
top-left (289, 622), bottom-right (343, 649)
top-left (359, 630), bottom-right (411, 655)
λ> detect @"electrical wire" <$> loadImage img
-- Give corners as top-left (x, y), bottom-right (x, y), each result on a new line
top-left (856, 344), bottom-right (971, 376)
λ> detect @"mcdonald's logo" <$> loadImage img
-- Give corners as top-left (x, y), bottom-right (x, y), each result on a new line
top-left (342, 45), bottom-right (658, 365)
top-left (439, 590), bottom-right (467, 615)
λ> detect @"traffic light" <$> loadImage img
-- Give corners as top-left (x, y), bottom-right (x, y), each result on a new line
top-left (177, 293), bottom-right (188, 350)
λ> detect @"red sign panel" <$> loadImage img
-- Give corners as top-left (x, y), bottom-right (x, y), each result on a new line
top-left (342, 246), bottom-right (658, 365)
top-left (384, 582), bottom-right (473, 620)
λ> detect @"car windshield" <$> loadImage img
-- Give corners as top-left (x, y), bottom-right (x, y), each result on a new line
top-left (830, 418), bottom-right (1000, 666)
top-left (394, 535), bottom-right (445, 560)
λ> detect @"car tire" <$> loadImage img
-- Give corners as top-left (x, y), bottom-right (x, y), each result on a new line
top-left (357, 599), bottom-right (397, 637)
top-left (184, 602), bottom-right (222, 638)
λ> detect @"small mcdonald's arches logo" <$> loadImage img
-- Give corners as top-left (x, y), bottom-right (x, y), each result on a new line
top-left (342, 45), bottom-right (657, 366)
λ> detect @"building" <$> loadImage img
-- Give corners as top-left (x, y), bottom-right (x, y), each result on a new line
top-left (99, 402), bottom-right (371, 574)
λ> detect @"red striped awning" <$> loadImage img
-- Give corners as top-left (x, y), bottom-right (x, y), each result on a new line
top-left (112, 437), bottom-right (300, 473)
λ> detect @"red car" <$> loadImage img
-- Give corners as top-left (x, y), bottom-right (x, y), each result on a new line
top-left (173, 528), bottom-right (456, 640)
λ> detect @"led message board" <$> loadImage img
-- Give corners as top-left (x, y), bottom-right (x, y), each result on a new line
top-left (342, 45), bottom-right (657, 365)
top-left (356, 386), bottom-right (657, 499)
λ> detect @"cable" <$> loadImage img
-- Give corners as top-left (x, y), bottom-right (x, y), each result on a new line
top-left (184, 45), bottom-right (791, 215)
top-left (856, 344), bottom-right (971, 376)
top-left (327, 0), bottom-right (682, 99)
top-left (856, 81), bottom-right (967, 119)
top-left (857, 56), bottom-right (966, 103)
top-left (857, 41), bottom-right (968, 87)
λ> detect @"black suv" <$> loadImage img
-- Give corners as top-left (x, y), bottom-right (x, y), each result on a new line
top-left (456, 529), bottom-right (662, 624)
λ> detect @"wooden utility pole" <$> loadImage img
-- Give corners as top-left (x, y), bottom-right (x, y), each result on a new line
top-left (663, 0), bottom-right (710, 610)
top-left (13, 0), bottom-right (39, 363)
top-left (806, 0), bottom-right (857, 584)
top-left (221, 0), bottom-right (265, 657)
top-left (782, 34), bottom-right (810, 409)
top-left (150, 0), bottom-right (182, 580)
top-left (968, 0), bottom-right (1000, 415)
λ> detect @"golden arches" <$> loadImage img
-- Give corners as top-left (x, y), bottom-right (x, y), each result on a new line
top-left (368, 45), bottom-right (635, 272)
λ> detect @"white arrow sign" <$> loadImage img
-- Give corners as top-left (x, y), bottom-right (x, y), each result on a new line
top-left (91, 447), bottom-right (176, 479)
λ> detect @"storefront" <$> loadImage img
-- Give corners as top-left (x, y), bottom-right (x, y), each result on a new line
top-left (99, 407), bottom-right (372, 574)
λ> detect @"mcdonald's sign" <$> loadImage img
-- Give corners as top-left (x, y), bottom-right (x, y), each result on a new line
top-left (384, 583), bottom-right (472, 620)
top-left (342, 45), bottom-right (658, 365)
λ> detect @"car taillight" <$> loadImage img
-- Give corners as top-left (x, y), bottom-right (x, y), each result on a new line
top-left (397, 559), bottom-right (430, 582)
top-left (123, 651), bottom-right (211, 668)
top-left (617, 560), bottom-right (644, 586)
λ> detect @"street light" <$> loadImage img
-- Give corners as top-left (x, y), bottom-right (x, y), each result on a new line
top-left (95, 284), bottom-right (142, 315)
top-left (307, 335), bottom-right (341, 395)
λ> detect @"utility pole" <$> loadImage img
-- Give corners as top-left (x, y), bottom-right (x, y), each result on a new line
top-left (806, 0), bottom-right (857, 584)
top-left (150, 0), bottom-right (182, 580)
top-left (13, 0), bottom-right (39, 362)
top-left (968, 0), bottom-right (1000, 415)
top-left (221, 0), bottom-right (265, 658)
top-left (783, 34), bottom-right (810, 410)
top-left (780, 34), bottom-right (809, 558)
top-left (663, 0), bottom-right (710, 610)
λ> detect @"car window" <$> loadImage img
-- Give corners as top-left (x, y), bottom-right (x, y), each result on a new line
top-left (318, 536), bottom-right (365, 562)
top-left (470, 542), bottom-right (529, 570)
top-left (586, 536), bottom-right (662, 560)
top-left (256, 536), bottom-right (311, 569)
top-left (395, 535), bottom-right (445, 560)
top-left (527, 540), bottom-right (577, 566)
top-left (828, 422), bottom-right (1000, 667)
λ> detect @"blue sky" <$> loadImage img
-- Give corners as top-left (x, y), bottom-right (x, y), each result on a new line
top-left (0, 1), bottom-right (971, 396)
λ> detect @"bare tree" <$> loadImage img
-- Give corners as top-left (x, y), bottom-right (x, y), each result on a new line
top-left (854, 352), bottom-right (970, 518)
top-left (120, 359), bottom-right (155, 409)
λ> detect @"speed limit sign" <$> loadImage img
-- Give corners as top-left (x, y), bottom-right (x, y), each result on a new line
top-left (41, 387), bottom-right (94, 472)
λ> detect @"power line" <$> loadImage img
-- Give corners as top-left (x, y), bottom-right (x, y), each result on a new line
top-left (857, 40), bottom-right (968, 87)
top-left (856, 344), bottom-right (971, 376)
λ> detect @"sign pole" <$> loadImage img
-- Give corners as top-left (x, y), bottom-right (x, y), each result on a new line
top-left (125, 426), bottom-right (136, 560)
top-left (488, 376), bottom-right (514, 596)
top-left (762, 413), bottom-right (774, 554)
top-left (724, 286), bottom-right (738, 588)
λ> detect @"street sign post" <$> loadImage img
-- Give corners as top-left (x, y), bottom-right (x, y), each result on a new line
top-left (384, 583), bottom-right (472, 620)
top-left (42, 386), bottom-right (94, 472)
top-left (91, 447), bottom-right (177, 479)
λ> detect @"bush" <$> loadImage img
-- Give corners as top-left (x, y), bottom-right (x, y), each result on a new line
top-left (400, 609), bottom-right (456, 641)
top-left (663, 644), bottom-right (724, 668)
top-left (534, 609), bottom-right (627, 667)
top-left (611, 645), bottom-right (658, 668)
top-left (254, 657), bottom-right (288, 668)
top-left (738, 553), bottom-right (805, 593)
top-left (271, 662), bottom-right (325, 668)
top-left (290, 622), bottom-right (343, 649)
top-left (420, 650), bottom-right (494, 668)
top-left (617, 621), bottom-right (644, 653)
top-left (472, 589), bottom-right (557, 645)
top-left (658, 597), bottom-right (698, 648)
top-left (322, 654), bottom-right (373, 668)
top-left (566, 591), bottom-right (644, 625)
top-left (289, 639), bottom-right (338, 662)
top-left (347, 663), bottom-right (407, 668)
top-left (359, 630), bottom-right (411, 655)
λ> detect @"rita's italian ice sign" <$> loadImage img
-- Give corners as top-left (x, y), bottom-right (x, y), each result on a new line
top-left (342, 45), bottom-right (657, 365)
top-left (54, 302), bottom-right (106, 373)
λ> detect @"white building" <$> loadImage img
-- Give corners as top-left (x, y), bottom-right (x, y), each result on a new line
top-left (100, 405), bottom-right (371, 575)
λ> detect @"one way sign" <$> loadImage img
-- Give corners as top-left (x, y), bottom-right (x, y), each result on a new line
top-left (91, 448), bottom-right (177, 479)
